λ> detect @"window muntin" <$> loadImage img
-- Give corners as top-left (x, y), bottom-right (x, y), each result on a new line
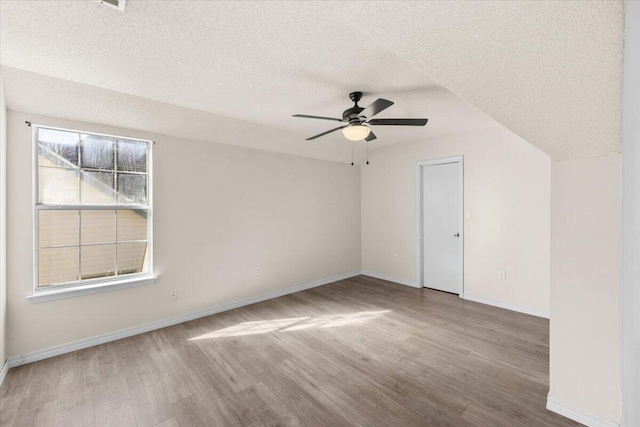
top-left (35, 126), bottom-right (152, 289)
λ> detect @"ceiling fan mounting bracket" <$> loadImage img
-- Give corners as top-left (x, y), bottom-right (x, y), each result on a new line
top-left (349, 91), bottom-right (363, 105)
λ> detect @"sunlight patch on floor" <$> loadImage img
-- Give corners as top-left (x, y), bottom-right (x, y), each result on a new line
top-left (189, 310), bottom-right (391, 340)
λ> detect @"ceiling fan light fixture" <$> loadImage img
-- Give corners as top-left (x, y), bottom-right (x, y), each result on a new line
top-left (342, 124), bottom-right (371, 141)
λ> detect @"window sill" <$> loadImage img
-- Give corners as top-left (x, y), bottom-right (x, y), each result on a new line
top-left (27, 275), bottom-right (157, 304)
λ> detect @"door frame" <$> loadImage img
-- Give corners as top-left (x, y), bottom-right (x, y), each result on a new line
top-left (416, 156), bottom-right (464, 296)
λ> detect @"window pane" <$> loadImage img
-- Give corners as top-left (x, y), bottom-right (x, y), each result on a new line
top-left (38, 128), bottom-right (79, 167)
top-left (81, 210), bottom-right (115, 244)
top-left (117, 173), bottom-right (147, 204)
top-left (39, 210), bottom-right (79, 247)
top-left (39, 167), bottom-right (79, 204)
top-left (36, 129), bottom-right (152, 288)
top-left (81, 244), bottom-right (115, 280)
top-left (81, 171), bottom-right (115, 204)
top-left (39, 247), bottom-right (79, 286)
top-left (117, 139), bottom-right (147, 173)
top-left (117, 210), bottom-right (147, 241)
top-left (81, 134), bottom-right (115, 170)
top-left (117, 242), bottom-right (147, 275)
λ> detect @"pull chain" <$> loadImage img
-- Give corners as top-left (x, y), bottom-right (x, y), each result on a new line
top-left (366, 140), bottom-right (370, 165)
top-left (351, 142), bottom-right (354, 166)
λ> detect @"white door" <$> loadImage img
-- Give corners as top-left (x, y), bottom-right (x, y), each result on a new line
top-left (422, 162), bottom-right (461, 293)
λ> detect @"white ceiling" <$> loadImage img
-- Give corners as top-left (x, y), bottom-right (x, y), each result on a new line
top-left (336, 1), bottom-right (624, 160)
top-left (0, 1), bottom-right (623, 161)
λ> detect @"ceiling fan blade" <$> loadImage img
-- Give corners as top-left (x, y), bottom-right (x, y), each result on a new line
top-left (359, 98), bottom-right (394, 120)
top-left (293, 114), bottom-right (344, 122)
top-left (365, 131), bottom-right (377, 142)
top-left (306, 125), bottom-right (348, 140)
top-left (368, 118), bottom-right (428, 126)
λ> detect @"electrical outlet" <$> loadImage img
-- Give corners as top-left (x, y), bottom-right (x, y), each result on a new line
top-left (255, 267), bottom-right (261, 276)
top-left (170, 289), bottom-right (177, 301)
top-left (464, 209), bottom-right (473, 219)
top-left (393, 254), bottom-right (399, 262)
top-left (498, 270), bottom-right (506, 280)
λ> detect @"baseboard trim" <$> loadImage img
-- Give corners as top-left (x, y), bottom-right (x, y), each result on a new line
top-left (361, 271), bottom-right (420, 288)
top-left (547, 394), bottom-right (619, 427)
top-left (0, 359), bottom-right (8, 387)
top-left (462, 293), bottom-right (550, 319)
top-left (361, 272), bottom-right (550, 319)
top-left (7, 270), bottom-right (361, 368)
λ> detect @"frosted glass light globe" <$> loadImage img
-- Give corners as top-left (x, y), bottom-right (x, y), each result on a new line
top-left (342, 124), bottom-right (371, 141)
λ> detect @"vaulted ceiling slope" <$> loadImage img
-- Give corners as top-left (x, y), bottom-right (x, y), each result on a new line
top-left (336, 1), bottom-right (624, 160)
top-left (0, 67), bottom-right (358, 164)
top-left (0, 1), bottom-right (623, 161)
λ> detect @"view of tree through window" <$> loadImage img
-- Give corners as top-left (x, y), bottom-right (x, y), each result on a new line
top-left (35, 127), bottom-right (151, 287)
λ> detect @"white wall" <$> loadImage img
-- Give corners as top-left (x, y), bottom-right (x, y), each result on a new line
top-left (6, 111), bottom-right (361, 358)
top-left (622, 2), bottom-right (640, 425)
top-left (0, 75), bottom-right (7, 369)
top-left (550, 155), bottom-right (621, 424)
top-left (361, 126), bottom-right (551, 315)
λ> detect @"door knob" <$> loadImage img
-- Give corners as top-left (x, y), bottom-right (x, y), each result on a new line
top-left (454, 233), bottom-right (460, 237)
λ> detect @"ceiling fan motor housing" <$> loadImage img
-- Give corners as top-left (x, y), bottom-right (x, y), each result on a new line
top-left (343, 107), bottom-right (365, 123)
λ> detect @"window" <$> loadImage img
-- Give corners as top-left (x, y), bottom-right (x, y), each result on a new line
top-left (34, 126), bottom-right (153, 292)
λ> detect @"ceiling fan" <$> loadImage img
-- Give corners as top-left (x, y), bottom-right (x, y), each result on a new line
top-left (293, 91), bottom-right (428, 142)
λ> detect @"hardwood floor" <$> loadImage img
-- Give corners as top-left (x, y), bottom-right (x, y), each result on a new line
top-left (0, 275), bottom-right (578, 426)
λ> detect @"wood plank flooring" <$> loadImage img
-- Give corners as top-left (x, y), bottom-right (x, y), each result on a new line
top-left (0, 275), bottom-right (578, 426)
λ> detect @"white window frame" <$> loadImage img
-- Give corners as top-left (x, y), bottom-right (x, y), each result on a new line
top-left (28, 124), bottom-right (155, 303)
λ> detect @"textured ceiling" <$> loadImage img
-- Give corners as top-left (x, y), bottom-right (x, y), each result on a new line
top-left (333, 1), bottom-right (624, 160)
top-left (0, 1), bottom-right (624, 161)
